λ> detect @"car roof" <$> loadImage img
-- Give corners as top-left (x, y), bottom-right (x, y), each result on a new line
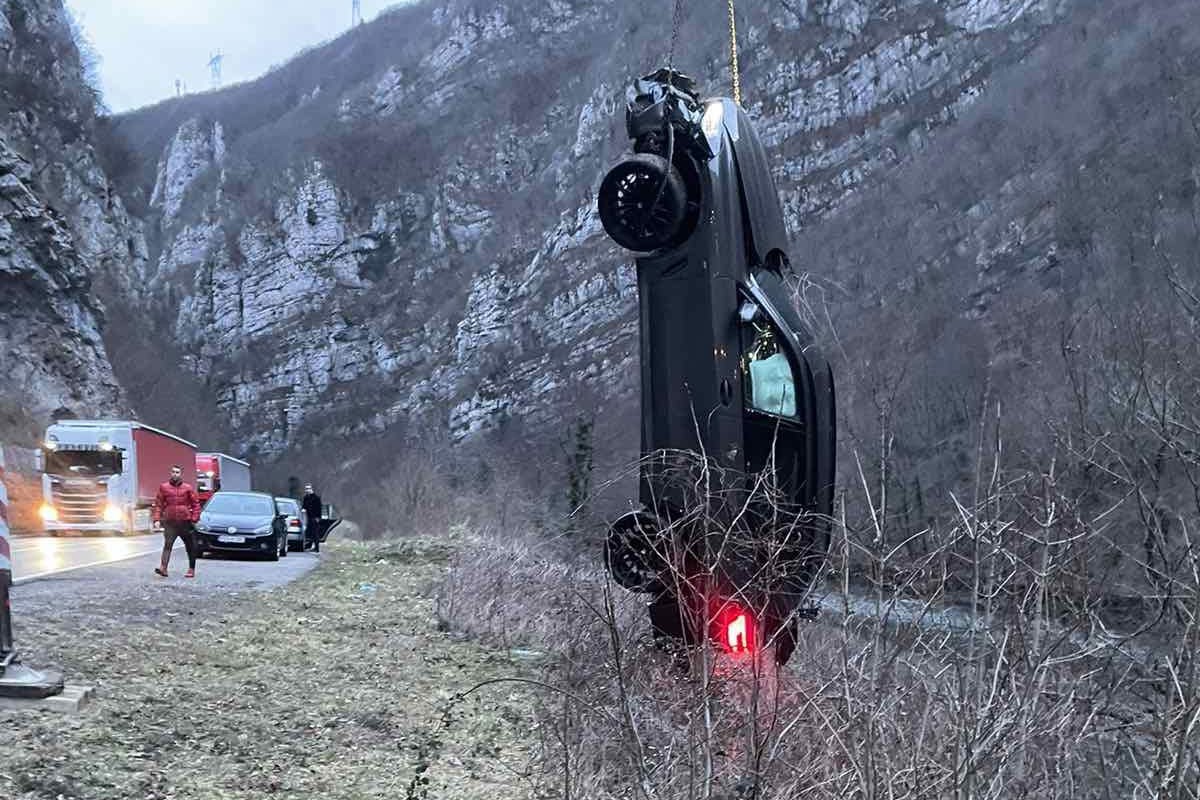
top-left (274, 496), bottom-right (299, 504)
top-left (209, 491), bottom-right (273, 500)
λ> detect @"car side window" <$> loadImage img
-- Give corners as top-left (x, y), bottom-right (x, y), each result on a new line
top-left (739, 297), bottom-right (799, 419)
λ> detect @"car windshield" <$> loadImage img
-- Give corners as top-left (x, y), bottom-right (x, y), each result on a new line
top-left (275, 499), bottom-right (299, 515)
top-left (204, 494), bottom-right (273, 516)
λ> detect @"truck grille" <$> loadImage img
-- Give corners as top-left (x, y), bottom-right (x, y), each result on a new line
top-left (51, 482), bottom-right (106, 524)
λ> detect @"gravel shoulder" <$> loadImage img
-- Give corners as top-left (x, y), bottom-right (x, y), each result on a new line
top-left (0, 539), bottom-right (541, 799)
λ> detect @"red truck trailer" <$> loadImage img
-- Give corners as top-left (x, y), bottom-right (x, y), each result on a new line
top-left (38, 421), bottom-right (197, 535)
top-left (195, 453), bottom-right (252, 504)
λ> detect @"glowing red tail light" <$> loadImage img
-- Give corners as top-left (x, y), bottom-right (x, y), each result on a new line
top-left (712, 602), bottom-right (755, 655)
top-left (726, 613), bottom-right (751, 653)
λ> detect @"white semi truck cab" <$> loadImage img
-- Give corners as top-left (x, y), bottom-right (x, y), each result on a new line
top-left (38, 421), bottom-right (197, 536)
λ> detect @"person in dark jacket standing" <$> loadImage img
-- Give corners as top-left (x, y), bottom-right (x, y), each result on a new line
top-left (152, 465), bottom-right (201, 578)
top-left (301, 484), bottom-right (323, 554)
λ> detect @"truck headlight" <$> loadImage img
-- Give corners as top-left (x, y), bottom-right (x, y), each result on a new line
top-left (103, 504), bottom-right (124, 522)
top-left (39, 503), bottom-right (58, 521)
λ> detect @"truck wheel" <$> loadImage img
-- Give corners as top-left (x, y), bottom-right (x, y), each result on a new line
top-left (598, 153), bottom-right (688, 252)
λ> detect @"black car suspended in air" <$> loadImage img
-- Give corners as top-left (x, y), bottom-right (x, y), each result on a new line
top-left (597, 70), bottom-right (836, 665)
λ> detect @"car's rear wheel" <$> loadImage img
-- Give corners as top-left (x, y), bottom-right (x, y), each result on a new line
top-left (598, 153), bottom-right (688, 252)
top-left (605, 512), bottom-right (668, 593)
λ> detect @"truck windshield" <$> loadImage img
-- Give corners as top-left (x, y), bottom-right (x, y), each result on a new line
top-left (205, 494), bottom-right (273, 516)
top-left (44, 450), bottom-right (122, 477)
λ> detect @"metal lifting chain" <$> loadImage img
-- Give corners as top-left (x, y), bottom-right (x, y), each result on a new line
top-left (663, 0), bottom-right (741, 104)
top-left (666, 0), bottom-right (685, 79)
top-left (727, 0), bottom-right (742, 104)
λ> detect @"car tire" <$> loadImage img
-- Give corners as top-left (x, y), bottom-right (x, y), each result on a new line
top-left (598, 153), bottom-right (688, 252)
top-left (267, 534), bottom-right (281, 562)
top-left (604, 512), bottom-right (668, 594)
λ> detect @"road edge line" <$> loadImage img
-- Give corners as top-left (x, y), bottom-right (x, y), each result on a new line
top-left (13, 543), bottom-right (181, 585)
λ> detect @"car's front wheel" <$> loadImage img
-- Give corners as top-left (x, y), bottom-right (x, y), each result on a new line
top-left (267, 533), bottom-right (281, 562)
top-left (598, 153), bottom-right (689, 252)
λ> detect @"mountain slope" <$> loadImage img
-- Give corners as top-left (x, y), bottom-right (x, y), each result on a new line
top-left (109, 0), bottom-right (1074, 467)
top-left (0, 0), bottom-right (147, 432)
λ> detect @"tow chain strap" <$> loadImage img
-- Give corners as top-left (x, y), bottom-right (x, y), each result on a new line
top-left (727, 0), bottom-right (742, 104)
top-left (666, 0), bottom-right (684, 79)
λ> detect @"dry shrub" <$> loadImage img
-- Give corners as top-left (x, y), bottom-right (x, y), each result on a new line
top-left (436, 443), bottom-right (1200, 799)
top-left (2, 470), bottom-right (43, 535)
top-left (313, 427), bottom-right (556, 541)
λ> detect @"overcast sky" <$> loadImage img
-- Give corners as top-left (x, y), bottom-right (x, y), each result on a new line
top-left (66, 1), bottom-right (393, 113)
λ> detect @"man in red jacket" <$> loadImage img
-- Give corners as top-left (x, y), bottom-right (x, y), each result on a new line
top-left (152, 465), bottom-right (201, 578)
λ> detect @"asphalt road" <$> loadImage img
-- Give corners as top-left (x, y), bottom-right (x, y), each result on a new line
top-left (8, 533), bottom-right (168, 584)
top-left (8, 532), bottom-right (319, 589)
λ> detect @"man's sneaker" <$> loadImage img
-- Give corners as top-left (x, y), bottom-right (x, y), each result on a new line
top-left (154, 567), bottom-right (168, 578)
top-left (184, 569), bottom-right (195, 579)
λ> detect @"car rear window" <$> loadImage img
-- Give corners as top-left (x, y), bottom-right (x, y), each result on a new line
top-left (205, 494), bottom-right (273, 515)
top-left (275, 499), bottom-right (299, 514)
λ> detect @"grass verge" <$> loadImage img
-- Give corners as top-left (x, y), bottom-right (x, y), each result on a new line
top-left (0, 539), bottom-right (541, 800)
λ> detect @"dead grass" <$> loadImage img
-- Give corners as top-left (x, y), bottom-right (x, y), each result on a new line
top-left (0, 539), bottom-right (544, 800)
top-left (438, 511), bottom-right (1200, 799)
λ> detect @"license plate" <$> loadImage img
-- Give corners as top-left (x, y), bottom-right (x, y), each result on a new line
top-left (218, 535), bottom-right (246, 544)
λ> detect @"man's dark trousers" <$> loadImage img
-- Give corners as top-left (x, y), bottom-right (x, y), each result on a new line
top-left (306, 515), bottom-right (321, 553)
top-left (162, 521), bottom-right (198, 569)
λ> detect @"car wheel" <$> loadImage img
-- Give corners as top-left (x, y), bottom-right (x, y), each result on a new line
top-left (598, 153), bottom-right (688, 252)
top-left (280, 536), bottom-right (288, 557)
top-left (267, 534), bottom-right (281, 562)
top-left (604, 512), bottom-right (668, 593)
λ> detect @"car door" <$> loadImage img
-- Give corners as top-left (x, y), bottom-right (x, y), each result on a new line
top-left (317, 504), bottom-right (341, 543)
top-left (736, 268), bottom-right (836, 600)
top-left (737, 281), bottom-right (815, 511)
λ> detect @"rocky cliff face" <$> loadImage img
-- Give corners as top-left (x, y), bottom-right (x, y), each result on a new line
top-left (0, 0), bottom-right (146, 427)
top-left (110, 0), bottom-right (1086, 463)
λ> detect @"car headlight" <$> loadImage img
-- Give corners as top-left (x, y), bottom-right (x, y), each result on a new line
top-left (39, 503), bottom-right (58, 521)
top-left (254, 524), bottom-right (272, 534)
top-left (195, 523), bottom-right (210, 533)
top-left (103, 504), bottom-right (124, 522)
